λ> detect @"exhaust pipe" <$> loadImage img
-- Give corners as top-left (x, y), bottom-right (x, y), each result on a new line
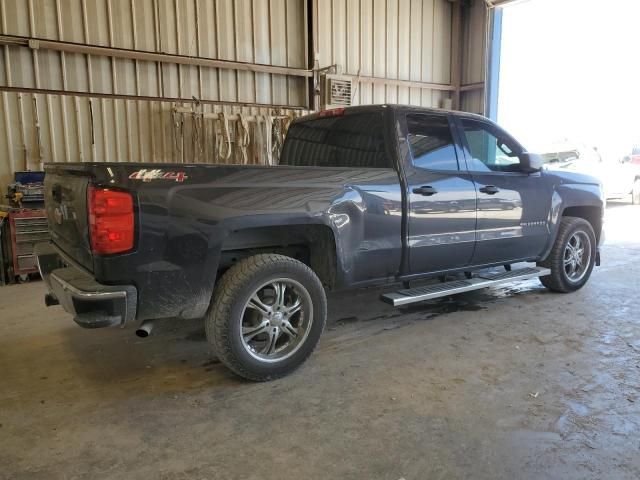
top-left (136, 320), bottom-right (154, 338)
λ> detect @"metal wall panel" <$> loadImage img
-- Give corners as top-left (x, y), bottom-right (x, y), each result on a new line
top-left (461, 0), bottom-right (487, 113)
top-left (0, 0), bottom-right (308, 106)
top-left (0, 89), bottom-right (307, 186)
top-left (0, 0), bottom-right (489, 187)
top-left (316, 0), bottom-right (453, 109)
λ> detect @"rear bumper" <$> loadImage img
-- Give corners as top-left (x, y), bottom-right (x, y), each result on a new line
top-left (35, 242), bottom-right (137, 328)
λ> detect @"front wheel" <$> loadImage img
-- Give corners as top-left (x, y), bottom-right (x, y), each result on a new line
top-left (206, 254), bottom-right (327, 381)
top-left (538, 217), bottom-right (596, 293)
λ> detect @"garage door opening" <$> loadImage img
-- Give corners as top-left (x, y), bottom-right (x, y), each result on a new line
top-left (491, 0), bottom-right (640, 245)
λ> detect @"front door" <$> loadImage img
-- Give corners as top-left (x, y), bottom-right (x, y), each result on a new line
top-left (456, 117), bottom-right (552, 265)
top-left (404, 113), bottom-right (477, 274)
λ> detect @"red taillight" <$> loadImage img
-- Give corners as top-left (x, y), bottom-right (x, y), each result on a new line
top-left (88, 186), bottom-right (134, 254)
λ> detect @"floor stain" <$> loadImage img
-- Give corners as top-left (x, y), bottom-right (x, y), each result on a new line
top-left (185, 329), bottom-right (207, 342)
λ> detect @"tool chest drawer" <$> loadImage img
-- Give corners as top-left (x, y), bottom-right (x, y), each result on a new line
top-left (9, 210), bottom-right (50, 278)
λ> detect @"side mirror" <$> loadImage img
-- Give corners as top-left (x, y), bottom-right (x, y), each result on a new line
top-left (519, 152), bottom-right (543, 173)
top-left (621, 156), bottom-right (631, 164)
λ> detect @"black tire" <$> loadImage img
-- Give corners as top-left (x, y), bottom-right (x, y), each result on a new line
top-left (206, 254), bottom-right (327, 381)
top-left (632, 178), bottom-right (640, 205)
top-left (538, 216), bottom-right (596, 293)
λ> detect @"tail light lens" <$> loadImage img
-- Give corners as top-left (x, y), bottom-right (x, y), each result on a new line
top-left (88, 186), bottom-right (134, 254)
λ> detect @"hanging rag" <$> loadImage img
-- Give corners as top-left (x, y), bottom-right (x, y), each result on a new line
top-left (237, 113), bottom-right (250, 164)
top-left (254, 116), bottom-right (265, 165)
top-left (215, 112), bottom-right (232, 162)
top-left (264, 114), bottom-right (274, 166)
top-left (172, 107), bottom-right (184, 161)
top-left (191, 102), bottom-right (203, 163)
top-left (272, 117), bottom-right (283, 164)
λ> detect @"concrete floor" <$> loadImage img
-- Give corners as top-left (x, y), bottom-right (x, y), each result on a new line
top-left (1, 202), bottom-right (639, 480)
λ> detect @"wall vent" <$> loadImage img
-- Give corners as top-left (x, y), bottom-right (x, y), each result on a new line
top-left (324, 74), bottom-right (353, 108)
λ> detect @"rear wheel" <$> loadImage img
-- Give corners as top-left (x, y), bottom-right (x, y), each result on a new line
top-left (538, 217), bottom-right (596, 293)
top-left (632, 178), bottom-right (640, 205)
top-left (206, 254), bottom-right (327, 381)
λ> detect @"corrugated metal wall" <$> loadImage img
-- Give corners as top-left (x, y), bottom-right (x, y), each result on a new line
top-left (0, 0), bottom-right (307, 105)
top-left (0, 0), bottom-right (489, 187)
top-left (0, 93), bottom-right (306, 181)
top-left (461, 0), bottom-right (487, 114)
top-left (0, 0), bottom-right (310, 186)
top-left (316, 0), bottom-right (453, 109)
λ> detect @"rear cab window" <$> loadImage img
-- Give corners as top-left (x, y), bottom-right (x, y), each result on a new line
top-left (280, 113), bottom-right (390, 168)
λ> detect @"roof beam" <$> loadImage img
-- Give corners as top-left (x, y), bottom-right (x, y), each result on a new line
top-left (0, 35), bottom-right (313, 78)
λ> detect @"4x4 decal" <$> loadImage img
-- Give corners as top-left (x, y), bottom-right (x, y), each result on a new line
top-left (129, 169), bottom-right (188, 182)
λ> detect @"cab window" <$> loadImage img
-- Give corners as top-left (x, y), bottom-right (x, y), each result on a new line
top-left (460, 119), bottom-right (523, 173)
top-left (280, 113), bottom-right (390, 168)
top-left (406, 114), bottom-right (459, 171)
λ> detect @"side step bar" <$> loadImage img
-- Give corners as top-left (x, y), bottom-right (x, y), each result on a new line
top-left (380, 266), bottom-right (550, 307)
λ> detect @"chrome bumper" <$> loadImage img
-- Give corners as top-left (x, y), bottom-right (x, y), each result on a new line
top-left (35, 242), bottom-right (137, 328)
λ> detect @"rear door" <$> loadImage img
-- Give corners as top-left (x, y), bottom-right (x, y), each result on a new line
top-left (280, 111), bottom-right (404, 284)
top-left (403, 113), bottom-right (477, 274)
top-left (44, 166), bottom-right (93, 271)
top-left (455, 117), bottom-right (551, 264)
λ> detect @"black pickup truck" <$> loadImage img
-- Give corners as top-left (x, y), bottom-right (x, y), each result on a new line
top-left (36, 105), bottom-right (604, 380)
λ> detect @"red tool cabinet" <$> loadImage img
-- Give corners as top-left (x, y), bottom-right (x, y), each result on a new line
top-left (9, 209), bottom-right (50, 280)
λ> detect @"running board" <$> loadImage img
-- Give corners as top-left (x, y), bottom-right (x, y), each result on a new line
top-left (380, 267), bottom-right (551, 307)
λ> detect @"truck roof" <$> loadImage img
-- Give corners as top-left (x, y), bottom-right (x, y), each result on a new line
top-left (294, 104), bottom-right (487, 124)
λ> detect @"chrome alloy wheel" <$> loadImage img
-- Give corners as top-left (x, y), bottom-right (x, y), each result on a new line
top-left (563, 230), bottom-right (591, 282)
top-left (240, 278), bottom-right (313, 363)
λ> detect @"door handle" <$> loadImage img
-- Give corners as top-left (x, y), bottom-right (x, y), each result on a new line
top-left (479, 185), bottom-right (500, 195)
top-left (413, 185), bottom-right (438, 196)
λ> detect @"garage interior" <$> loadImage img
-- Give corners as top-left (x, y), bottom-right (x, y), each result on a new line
top-left (1, 0), bottom-right (639, 479)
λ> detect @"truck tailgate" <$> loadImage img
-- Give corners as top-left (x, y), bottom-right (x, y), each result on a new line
top-left (44, 169), bottom-right (93, 271)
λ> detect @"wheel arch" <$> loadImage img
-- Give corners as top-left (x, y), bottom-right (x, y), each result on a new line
top-left (561, 205), bottom-right (603, 244)
top-left (218, 224), bottom-right (339, 290)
